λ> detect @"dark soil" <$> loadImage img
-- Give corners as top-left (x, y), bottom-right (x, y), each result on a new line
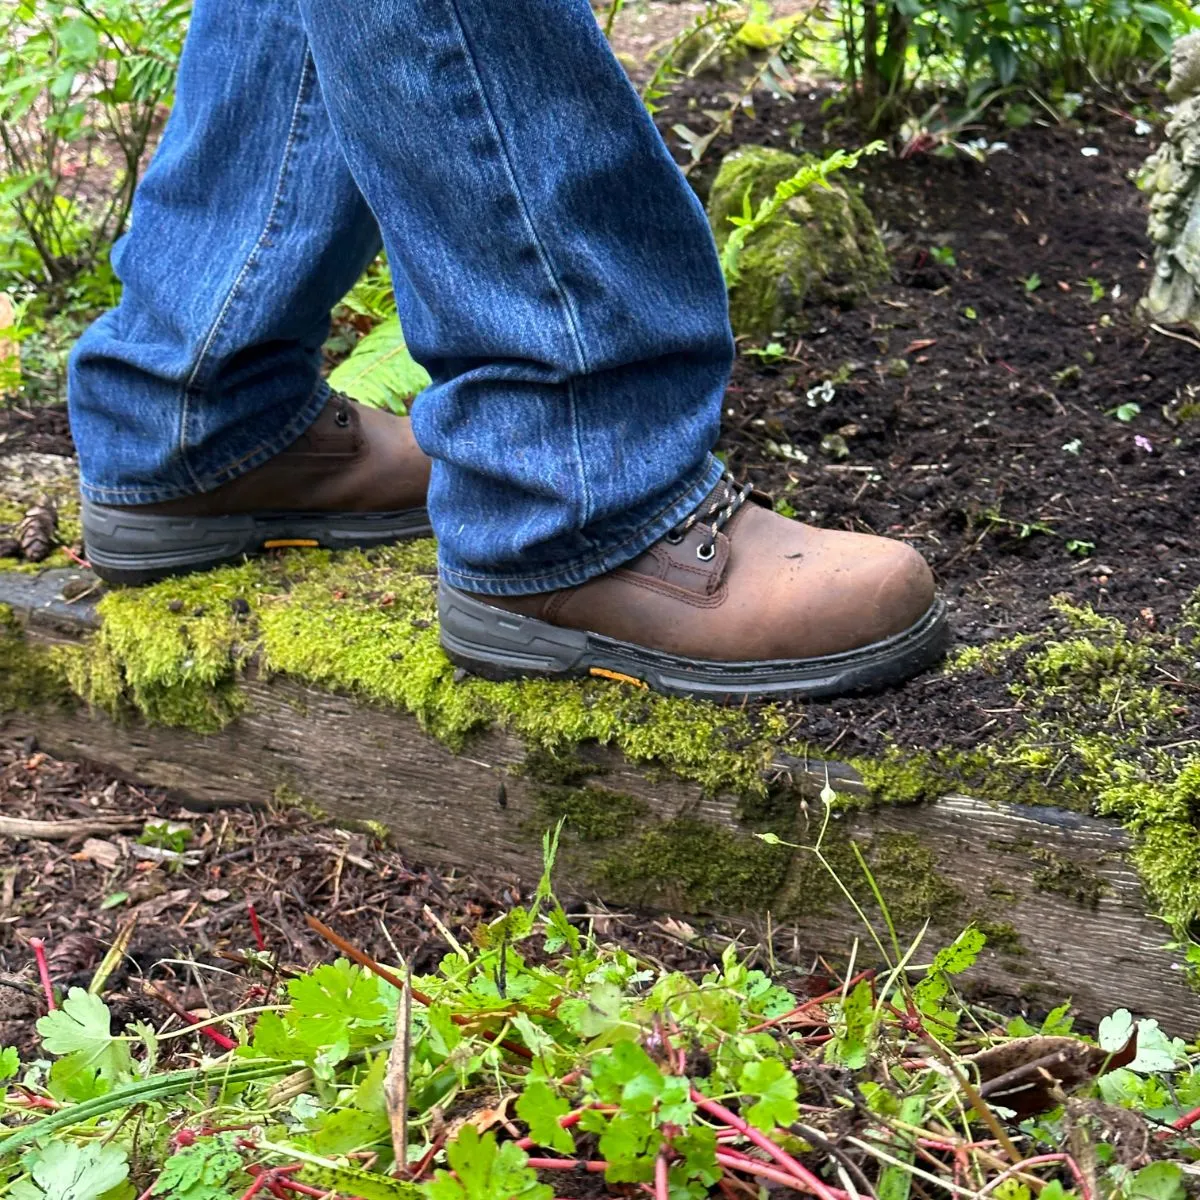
top-left (653, 82), bottom-right (1200, 759)
top-left (0, 737), bottom-right (824, 1062)
top-left (0, 403), bottom-right (72, 460)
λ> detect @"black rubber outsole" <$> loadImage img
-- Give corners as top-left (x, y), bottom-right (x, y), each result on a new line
top-left (81, 499), bottom-right (433, 586)
top-left (438, 583), bottom-right (952, 703)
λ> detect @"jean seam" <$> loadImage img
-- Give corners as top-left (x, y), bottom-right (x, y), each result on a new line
top-left (439, 453), bottom-right (721, 592)
top-left (442, 0), bottom-right (595, 526)
top-left (176, 49), bottom-right (317, 491)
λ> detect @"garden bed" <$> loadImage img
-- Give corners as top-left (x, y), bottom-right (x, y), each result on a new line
top-left (4, 91), bottom-right (1200, 1031)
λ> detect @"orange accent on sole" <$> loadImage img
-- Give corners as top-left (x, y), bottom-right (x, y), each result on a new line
top-left (589, 667), bottom-right (649, 689)
top-left (262, 538), bottom-right (321, 549)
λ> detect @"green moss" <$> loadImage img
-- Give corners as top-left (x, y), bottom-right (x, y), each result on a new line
top-left (972, 919), bottom-right (1025, 956)
top-left (536, 785), bottom-right (648, 842)
top-left (869, 833), bottom-right (963, 926)
top-left (707, 145), bottom-right (888, 339)
top-left (57, 562), bottom-right (263, 731)
top-left (0, 604), bottom-right (74, 712)
top-left (1029, 846), bottom-right (1106, 908)
top-left (946, 633), bottom-right (1036, 674)
top-left (56, 542), bottom-right (788, 798)
top-left (595, 815), bottom-right (791, 912)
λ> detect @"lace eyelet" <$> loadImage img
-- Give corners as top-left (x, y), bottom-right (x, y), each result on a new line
top-left (664, 530), bottom-right (685, 545)
top-left (696, 542), bottom-right (716, 562)
top-left (334, 407), bottom-right (351, 428)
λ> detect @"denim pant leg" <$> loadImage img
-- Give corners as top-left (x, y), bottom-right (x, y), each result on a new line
top-left (68, 0), bottom-right (383, 505)
top-left (297, 0), bottom-right (733, 596)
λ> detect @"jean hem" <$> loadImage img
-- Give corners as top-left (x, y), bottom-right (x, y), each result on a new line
top-left (78, 382), bottom-right (332, 507)
top-left (438, 453), bottom-right (724, 596)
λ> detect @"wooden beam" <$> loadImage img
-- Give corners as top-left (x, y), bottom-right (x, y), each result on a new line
top-left (3, 568), bottom-right (1196, 1028)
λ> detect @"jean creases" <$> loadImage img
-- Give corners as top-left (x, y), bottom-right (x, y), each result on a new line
top-left (68, 0), bottom-right (735, 594)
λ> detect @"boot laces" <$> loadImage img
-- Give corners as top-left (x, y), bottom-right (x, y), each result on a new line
top-left (664, 470), bottom-right (755, 561)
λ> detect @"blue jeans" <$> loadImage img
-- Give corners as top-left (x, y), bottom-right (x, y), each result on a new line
top-left (68, 0), bottom-right (734, 595)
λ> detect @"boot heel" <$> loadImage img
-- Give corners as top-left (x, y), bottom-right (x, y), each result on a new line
top-left (437, 583), bottom-right (590, 679)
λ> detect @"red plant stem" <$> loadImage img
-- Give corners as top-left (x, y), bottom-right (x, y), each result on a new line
top-left (135, 1178), bottom-right (161, 1200)
top-left (407, 1134), bottom-right (446, 1182)
top-left (28, 938), bottom-right (55, 1011)
top-left (717, 1151), bottom-right (827, 1193)
top-left (238, 1176), bottom-right (270, 1200)
top-left (525, 1158), bottom-right (608, 1173)
top-left (693, 1093), bottom-right (846, 1200)
top-left (655, 1154), bottom-right (669, 1200)
top-left (1172, 1105), bottom-right (1200, 1132)
top-left (515, 1105), bottom-right (617, 1151)
top-left (744, 969), bottom-right (876, 1034)
top-left (147, 982), bottom-right (237, 1051)
top-left (247, 902), bottom-right (267, 952)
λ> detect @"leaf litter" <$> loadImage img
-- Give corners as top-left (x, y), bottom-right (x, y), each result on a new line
top-left (2, 739), bottom-right (1200, 1199)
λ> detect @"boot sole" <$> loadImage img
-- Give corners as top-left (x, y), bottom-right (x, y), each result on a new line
top-left (81, 498), bottom-right (434, 586)
top-left (438, 583), bottom-right (951, 703)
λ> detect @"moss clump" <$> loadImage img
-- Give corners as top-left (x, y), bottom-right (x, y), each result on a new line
top-left (57, 562), bottom-right (263, 732)
top-left (852, 591), bottom-right (1200, 938)
top-left (0, 604), bottom-right (74, 712)
top-left (595, 816), bottom-right (791, 912)
top-left (869, 833), bottom-right (963, 926)
top-left (58, 543), bottom-right (789, 799)
top-left (707, 145), bottom-right (889, 339)
top-left (1029, 846), bottom-right (1106, 908)
top-left (536, 785), bottom-right (648, 842)
top-left (971, 919), bottom-right (1025, 956)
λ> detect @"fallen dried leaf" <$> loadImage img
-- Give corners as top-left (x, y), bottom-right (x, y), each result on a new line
top-left (73, 838), bottom-right (123, 869)
top-left (966, 1031), bottom-right (1138, 1118)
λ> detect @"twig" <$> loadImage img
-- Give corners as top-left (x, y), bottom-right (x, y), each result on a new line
top-left (143, 982), bottom-right (237, 1051)
top-left (0, 814), bottom-right (140, 840)
top-left (1150, 323), bottom-right (1200, 352)
top-left (386, 962), bottom-right (413, 1175)
top-left (304, 915), bottom-right (531, 1059)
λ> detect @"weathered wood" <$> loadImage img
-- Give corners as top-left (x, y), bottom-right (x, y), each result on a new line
top-left (3, 568), bottom-right (1197, 1029)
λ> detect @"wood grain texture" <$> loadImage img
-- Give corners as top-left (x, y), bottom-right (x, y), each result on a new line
top-left (4, 569), bottom-right (1197, 1029)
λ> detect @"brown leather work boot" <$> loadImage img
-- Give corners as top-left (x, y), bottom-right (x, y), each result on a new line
top-left (438, 472), bottom-right (949, 702)
top-left (82, 393), bottom-right (432, 585)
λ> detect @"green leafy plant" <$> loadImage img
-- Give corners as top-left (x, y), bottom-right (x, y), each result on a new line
top-left (3, 826), bottom-right (1198, 1200)
top-left (0, 0), bottom-right (190, 291)
top-left (836, 0), bottom-right (1200, 127)
top-left (327, 316), bottom-right (430, 415)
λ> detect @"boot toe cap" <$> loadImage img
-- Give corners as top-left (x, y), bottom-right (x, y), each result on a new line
top-left (870, 540), bottom-right (937, 643)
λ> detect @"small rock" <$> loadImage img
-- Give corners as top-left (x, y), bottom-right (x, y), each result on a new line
top-left (230, 597), bottom-right (251, 617)
top-left (167, 599), bottom-right (184, 613)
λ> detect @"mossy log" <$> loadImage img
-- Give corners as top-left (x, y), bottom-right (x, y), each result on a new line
top-left (3, 564), bottom-right (1198, 1030)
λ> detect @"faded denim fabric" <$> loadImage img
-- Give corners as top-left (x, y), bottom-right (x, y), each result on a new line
top-left (68, 0), bottom-right (734, 594)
